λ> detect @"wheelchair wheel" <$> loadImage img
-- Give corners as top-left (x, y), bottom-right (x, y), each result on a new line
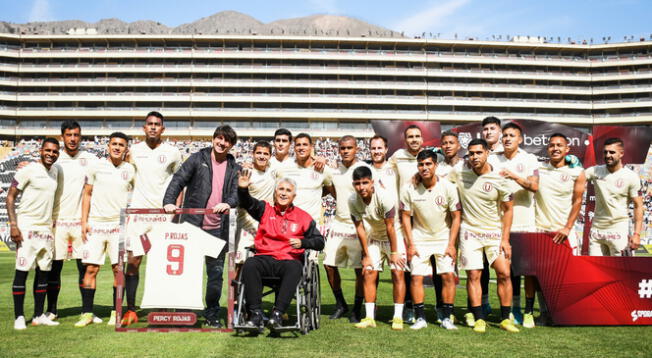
top-left (310, 265), bottom-right (321, 330)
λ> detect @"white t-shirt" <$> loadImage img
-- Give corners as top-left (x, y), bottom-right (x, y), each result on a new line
top-left (488, 149), bottom-right (539, 231)
top-left (331, 160), bottom-right (371, 224)
top-left (86, 160), bottom-right (136, 222)
top-left (14, 162), bottom-right (60, 229)
top-left (269, 155), bottom-right (293, 170)
top-left (535, 162), bottom-right (584, 232)
top-left (349, 187), bottom-right (396, 241)
top-left (140, 222), bottom-right (224, 310)
top-left (237, 167), bottom-right (275, 232)
top-left (370, 161), bottom-right (398, 202)
top-left (585, 165), bottom-right (641, 230)
top-left (436, 159), bottom-right (464, 180)
top-left (274, 161), bottom-right (332, 222)
top-left (129, 142), bottom-right (182, 209)
top-left (400, 179), bottom-right (460, 243)
top-left (53, 150), bottom-right (99, 221)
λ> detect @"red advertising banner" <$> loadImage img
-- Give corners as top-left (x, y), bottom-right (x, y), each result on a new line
top-left (370, 120), bottom-right (441, 158)
top-left (511, 232), bottom-right (652, 325)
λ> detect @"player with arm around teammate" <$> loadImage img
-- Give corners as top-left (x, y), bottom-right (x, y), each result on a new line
top-left (401, 150), bottom-right (461, 330)
top-left (8, 138), bottom-right (61, 330)
top-left (349, 166), bottom-right (407, 330)
top-left (586, 137), bottom-right (643, 256)
top-left (450, 138), bottom-right (519, 333)
top-left (75, 132), bottom-right (136, 327)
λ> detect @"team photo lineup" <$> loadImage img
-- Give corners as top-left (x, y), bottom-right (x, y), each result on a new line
top-left (6, 111), bottom-right (646, 335)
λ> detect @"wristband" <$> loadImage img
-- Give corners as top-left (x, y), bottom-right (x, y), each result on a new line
top-left (391, 251), bottom-right (399, 255)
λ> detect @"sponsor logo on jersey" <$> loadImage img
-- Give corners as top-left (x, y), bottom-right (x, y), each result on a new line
top-left (290, 223), bottom-right (299, 233)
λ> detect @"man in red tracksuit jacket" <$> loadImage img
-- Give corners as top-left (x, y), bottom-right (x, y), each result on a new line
top-left (238, 170), bottom-right (325, 330)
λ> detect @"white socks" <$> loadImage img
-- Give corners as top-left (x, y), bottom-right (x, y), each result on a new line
top-left (394, 303), bottom-right (404, 319)
top-left (365, 302), bottom-right (375, 320)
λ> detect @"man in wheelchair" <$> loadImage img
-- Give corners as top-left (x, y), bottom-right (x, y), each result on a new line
top-left (237, 170), bottom-right (325, 331)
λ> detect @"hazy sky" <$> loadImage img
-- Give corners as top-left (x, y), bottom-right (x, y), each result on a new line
top-left (1, 0), bottom-right (650, 42)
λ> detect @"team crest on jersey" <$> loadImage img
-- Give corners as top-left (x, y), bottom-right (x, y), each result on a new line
top-left (159, 154), bottom-right (167, 164)
top-left (18, 257), bottom-right (26, 267)
top-left (80, 158), bottom-right (88, 166)
top-left (311, 171), bottom-right (319, 180)
top-left (385, 168), bottom-right (394, 176)
top-left (516, 163), bottom-right (524, 173)
top-left (616, 178), bottom-right (624, 188)
top-left (435, 196), bottom-right (445, 206)
top-left (122, 170), bottom-right (129, 180)
top-left (482, 182), bottom-right (493, 192)
top-left (561, 174), bottom-right (570, 182)
top-left (458, 132), bottom-right (473, 149)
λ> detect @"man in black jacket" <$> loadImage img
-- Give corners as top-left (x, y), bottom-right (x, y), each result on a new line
top-left (163, 125), bottom-right (240, 328)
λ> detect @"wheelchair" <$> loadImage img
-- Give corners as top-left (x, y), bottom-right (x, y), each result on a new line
top-left (233, 249), bottom-right (321, 335)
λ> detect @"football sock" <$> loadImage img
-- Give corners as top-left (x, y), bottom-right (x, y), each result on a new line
top-left (76, 259), bottom-right (86, 296)
top-left (12, 270), bottom-right (28, 318)
top-left (433, 273), bottom-right (443, 308)
top-left (525, 297), bottom-right (535, 314)
top-left (364, 302), bottom-right (375, 320)
top-left (414, 303), bottom-right (425, 320)
top-left (33, 268), bottom-right (48, 317)
top-left (537, 292), bottom-right (548, 313)
top-left (471, 305), bottom-right (484, 321)
top-left (500, 306), bottom-right (511, 321)
top-left (333, 289), bottom-right (347, 308)
top-left (125, 274), bottom-right (139, 311)
top-left (81, 288), bottom-right (96, 314)
top-left (481, 294), bottom-right (490, 306)
top-left (353, 295), bottom-right (363, 314)
top-left (112, 286), bottom-right (117, 310)
top-left (511, 274), bottom-right (521, 303)
top-left (513, 295), bottom-right (521, 309)
top-left (442, 303), bottom-right (454, 319)
top-left (481, 261), bottom-right (490, 294)
top-left (403, 272), bottom-right (412, 308)
top-left (393, 303), bottom-right (404, 319)
top-left (46, 260), bottom-right (63, 314)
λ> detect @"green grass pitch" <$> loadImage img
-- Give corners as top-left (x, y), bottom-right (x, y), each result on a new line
top-left (1, 252), bottom-right (651, 358)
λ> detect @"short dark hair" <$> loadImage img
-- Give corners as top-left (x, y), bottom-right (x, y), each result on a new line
top-left (352, 166), bottom-right (372, 181)
top-left (440, 130), bottom-right (458, 140)
top-left (109, 132), bottom-right (130, 142)
top-left (146, 111), bottom-right (164, 124)
top-left (338, 135), bottom-right (356, 145)
top-left (213, 125), bottom-right (238, 145)
top-left (369, 135), bottom-right (388, 147)
top-left (482, 116), bottom-right (501, 128)
top-left (253, 140), bottom-right (272, 153)
top-left (60, 120), bottom-right (81, 135)
top-left (294, 132), bottom-right (312, 145)
top-left (404, 124), bottom-right (422, 138)
top-left (604, 137), bottom-right (624, 148)
top-left (417, 149), bottom-right (438, 163)
top-left (502, 122), bottom-right (523, 136)
top-left (274, 128), bottom-right (292, 141)
top-left (549, 132), bottom-right (569, 144)
top-left (42, 137), bottom-right (60, 148)
top-left (468, 138), bottom-right (489, 150)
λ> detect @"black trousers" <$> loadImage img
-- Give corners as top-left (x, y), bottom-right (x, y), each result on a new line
top-left (242, 255), bottom-right (303, 314)
top-left (204, 229), bottom-right (227, 322)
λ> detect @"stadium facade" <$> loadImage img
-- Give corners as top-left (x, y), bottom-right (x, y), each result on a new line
top-left (0, 33), bottom-right (651, 138)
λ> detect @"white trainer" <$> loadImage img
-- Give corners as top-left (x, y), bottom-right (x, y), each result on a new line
top-left (45, 312), bottom-right (57, 321)
top-left (440, 317), bottom-right (458, 330)
top-left (409, 318), bottom-right (428, 330)
top-left (31, 314), bottom-right (60, 326)
top-left (14, 316), bottom-right (27, 330)
top-left (92, 315), bottom-right (103, 324)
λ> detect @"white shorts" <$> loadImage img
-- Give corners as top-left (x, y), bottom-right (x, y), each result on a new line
top-left (323, 220), bottom-right (362, 269)
top-left (459, 226), bottom-right (503, 271)
top-left (15, 226), bottom-right (54, 272)
top-left (125, 213), bottom-right (172, 257)
top-left (589, 226), bottom-right (629, 256)
top-left (410, 242), bottom-right (454, 276)
top-left (53, 220), bottom-right (83, 260)
top-left (367, 234), bottom-right (408, 272)
top-left (82, 221), bottom-right (120, 265)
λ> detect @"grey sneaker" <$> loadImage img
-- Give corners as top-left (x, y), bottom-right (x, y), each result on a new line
top-left (409, 317), bottom-right (428, 330)
top-left (440, 317), bottom-right (458, 330)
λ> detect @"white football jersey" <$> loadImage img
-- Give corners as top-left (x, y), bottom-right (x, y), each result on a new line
top-left (140, 222), bottom-right (224, 310)
top-left (129, 142), bottom-right (182, 209)
top-left (53, 150), bottom-right (99, 221)
top-left (14, 162), bottom-right (60, 229)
